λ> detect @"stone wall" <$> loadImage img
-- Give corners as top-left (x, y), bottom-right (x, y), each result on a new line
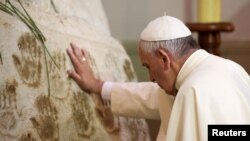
top-left (0, 0), bottom-right (150, 141)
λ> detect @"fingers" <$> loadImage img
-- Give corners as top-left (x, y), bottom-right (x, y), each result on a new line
top-left (67, 69), bottom-right (81, 84)
top-left (67, 43), bottom-right (95, 93)
top-left (66, 45), bottom-right (82, 73)
top-left (71, 43), bottom-right (85, 61)
top-left (81, 49), bottom-right (86, 57)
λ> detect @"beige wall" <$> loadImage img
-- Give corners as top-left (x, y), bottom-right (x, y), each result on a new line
top-left (102, 0), bottom-right (185, 41)
top-left (102, 0), bottom-right (250, 42)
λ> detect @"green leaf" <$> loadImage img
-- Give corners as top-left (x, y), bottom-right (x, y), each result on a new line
top-left (0, 52), bottom-right (3, 65)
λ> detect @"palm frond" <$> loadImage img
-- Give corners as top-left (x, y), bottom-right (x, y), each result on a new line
top-left (0, 52), bottom-right (3, 65)
top-left (50, 0), bottom-right (58, 13)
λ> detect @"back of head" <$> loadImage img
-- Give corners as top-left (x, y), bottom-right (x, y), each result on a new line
top-left (139, 16), bottom-right (199, 58)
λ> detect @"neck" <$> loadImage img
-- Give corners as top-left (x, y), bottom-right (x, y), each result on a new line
top-left (171, 49), bottom-right (198, 96)
top-left (173, 49), bottom-right (198, 72)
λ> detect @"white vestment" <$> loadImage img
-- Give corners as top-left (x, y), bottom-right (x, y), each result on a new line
top-left (105, 49), bottom-right (250, 141)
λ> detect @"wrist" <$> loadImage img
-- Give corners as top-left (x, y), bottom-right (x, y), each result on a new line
top-left (91, 79), bottom-right (104, 95)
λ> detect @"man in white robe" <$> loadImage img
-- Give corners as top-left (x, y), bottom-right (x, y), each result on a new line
top-left (66, 16), bottom-right (250, 141)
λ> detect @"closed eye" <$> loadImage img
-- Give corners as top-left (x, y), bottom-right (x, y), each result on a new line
top-left (142, 63), bottom-right (150, 70)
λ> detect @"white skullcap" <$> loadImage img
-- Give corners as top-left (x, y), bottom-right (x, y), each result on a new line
top-left (140, 16), bottom-right (191, 41)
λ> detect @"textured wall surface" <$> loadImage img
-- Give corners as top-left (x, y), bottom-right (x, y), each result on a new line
top-left (0, 0), bottom-right (150, 141)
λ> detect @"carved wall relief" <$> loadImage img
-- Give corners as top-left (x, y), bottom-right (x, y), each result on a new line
top-left (12, 33), bottom-right (42, 87)
top-left (0, 0), bottom-right (150, 141)
top-left (0, 78), bottom-right (19, 136)
top-left (30, 95), bottom-right (59, 141)
top-left (104, 53), bottom-right (122, 82)
top-left (20, 132), bottom-right (36, 141)
top-left (85, 51), bottom-right (100, 79)
top-left (71, 91), bottom-right (95, 138)
top-left (91, 92), bottom-right (120, 134)
top-left (123, 59), bottom-right (135, 81)
top-left (48, 51), bottom-right (71, 99)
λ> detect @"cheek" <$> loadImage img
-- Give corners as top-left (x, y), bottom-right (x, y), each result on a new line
top-left (151, 69), bottom-right (164, 83)
top-left (154, 67), bottom-right (164, 78)
top-left (154, 69), bottom-right (169, 88)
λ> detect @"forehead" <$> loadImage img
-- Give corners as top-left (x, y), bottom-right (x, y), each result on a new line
top-left (138, 46), bottom-right (147, 58)
top-left (138, 46), bottom-right (152, 65)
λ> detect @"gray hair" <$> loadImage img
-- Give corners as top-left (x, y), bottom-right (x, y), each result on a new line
top-left (139, 36), bottom-right (200, 59)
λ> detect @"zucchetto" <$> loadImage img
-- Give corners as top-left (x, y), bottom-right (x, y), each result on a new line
top-left (140, 16), bottom-right (191, 41)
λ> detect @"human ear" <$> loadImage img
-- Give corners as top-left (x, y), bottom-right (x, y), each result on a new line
top-left (156, 48), bottom-right (171, 70)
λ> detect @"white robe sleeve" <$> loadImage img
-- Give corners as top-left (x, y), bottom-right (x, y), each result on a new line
top-left (110, 82), bottom-right (165, 119)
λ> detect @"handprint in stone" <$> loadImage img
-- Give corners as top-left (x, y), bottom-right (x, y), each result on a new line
top-left (48, 51), bottom-right (71, 99)
top-left (30, 95), bottom-right (59, 141)
top-left (71, 91), bottom-right (95, 138)
top-left (0, 78), bottom-right (19, 135)
top-left (12, 32), bottom-right (42, 87)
